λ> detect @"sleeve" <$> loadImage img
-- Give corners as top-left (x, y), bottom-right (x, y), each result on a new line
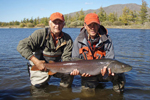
top-left (72, 37), bottom-right (80, 59)
top-left (104, 35), bottom-right (115, 59)
top-left (61, 34), bottom-right (73, 61)
top-left (17, 29), bottom-right (46, 60)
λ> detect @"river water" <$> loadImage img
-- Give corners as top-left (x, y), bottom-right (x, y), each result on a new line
top-left (0, 28), bottom-right (150, 100)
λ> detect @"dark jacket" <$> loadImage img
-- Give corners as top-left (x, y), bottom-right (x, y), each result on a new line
top-left (72, 25), bottom-right (115, 59)
top-left (17, 27), bottom-right (73, 64)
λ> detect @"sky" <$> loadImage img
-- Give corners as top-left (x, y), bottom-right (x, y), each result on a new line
top-left (0, 0), bottom-right (150, 22)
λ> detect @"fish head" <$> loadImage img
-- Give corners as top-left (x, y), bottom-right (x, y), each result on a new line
top-left (109, 60), bottom-right (132, 73)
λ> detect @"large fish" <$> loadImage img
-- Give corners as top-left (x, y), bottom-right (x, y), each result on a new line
top-left (31, 58), bottom-right (132, 75)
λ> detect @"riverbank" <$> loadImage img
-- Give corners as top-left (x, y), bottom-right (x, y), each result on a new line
top-left (0, 24), bottom-right (150, 29)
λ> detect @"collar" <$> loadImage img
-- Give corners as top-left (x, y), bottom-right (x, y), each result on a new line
top-left (51, 32), bottom-right (64, 40)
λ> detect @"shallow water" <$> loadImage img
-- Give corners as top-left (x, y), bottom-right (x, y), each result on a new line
top-left (0, 28), bottom-right (150, 100)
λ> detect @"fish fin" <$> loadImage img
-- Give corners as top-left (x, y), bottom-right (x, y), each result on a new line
top-left (48, 71), bottom-right (56, 75)
top-left (31, 65), bottom-right (56, 75)
top-left (31, 65), bottom-right (39, 71)
top-left (49, 61), bottom-right (55, 63)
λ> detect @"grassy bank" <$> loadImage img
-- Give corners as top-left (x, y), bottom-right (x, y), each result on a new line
top-left (0, 24), bottom-right (150, 29)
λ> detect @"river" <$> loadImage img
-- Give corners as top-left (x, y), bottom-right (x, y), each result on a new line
top-left (0, 28), bottom-right (150, 100)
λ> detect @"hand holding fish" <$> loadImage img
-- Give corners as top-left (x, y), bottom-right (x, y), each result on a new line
top-left (101, 66), bottom-right (115, 76)
top-left (32, 59), bottom-right (132, 76)
top-left (70, 66), bottom-right (114, 77)
top-left (35, 60), bottom-right (46, 71)
top-left (70, 69), bottom-right (92, 77)
top-left (30, 56), bottom-right (46, 71)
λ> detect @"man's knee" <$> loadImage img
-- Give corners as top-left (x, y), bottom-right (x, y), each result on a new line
top-left (29, 67), bottom-right (50, 86)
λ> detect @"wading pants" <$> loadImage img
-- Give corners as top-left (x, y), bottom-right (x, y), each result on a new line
top-left (81, 73), bottom-right (125, 88)
top-left (29, 67), bottom-right (74, 88)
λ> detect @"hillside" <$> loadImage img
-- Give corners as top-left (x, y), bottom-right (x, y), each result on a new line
top-left (67, 3), bottom-right (150, 17)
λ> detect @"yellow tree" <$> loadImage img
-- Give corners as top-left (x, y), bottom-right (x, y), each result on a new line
top-left (108, 12), bottom-right (118, 23)
top-left (119, 6), bottom-right (130, 25)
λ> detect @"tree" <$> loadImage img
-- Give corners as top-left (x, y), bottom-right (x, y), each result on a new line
top-left (14, 21), bottom-right (20, 25)
top-left (97, 7), bottom-right (106, 22)
top-left (128, 10), bottom-right (139, 24)
top-left (139, 0), bottom-right (148, 24)
top-left (108, 12), bottom-right (118, 23)
top-left (22, 18), bottom-right (26, 23)
top-left (33, 19), bottom-right (37, 25)
top-left (37, 17), bottom-right (40, 24)
top-left (74, 12), bottom-right (79, 20)
top-left (119, 6), bottom-right (130, 25)
top-left (40, 17), bottom-right (48, 26)
top-left (79, 9), bottom-right (85, 21)
top-left (29, 17), bottom-right (34, 23)
top-left (64, 15), bottom-right (68, 22)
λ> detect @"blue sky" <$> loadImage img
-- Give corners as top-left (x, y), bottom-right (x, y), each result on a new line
top-left (0, 0), bottom-right (150, 22)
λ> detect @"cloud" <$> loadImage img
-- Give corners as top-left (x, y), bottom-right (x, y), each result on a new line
top-left (85, 2), bottom-right (93, 5)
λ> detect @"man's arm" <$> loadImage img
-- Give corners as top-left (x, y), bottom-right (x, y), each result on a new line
top-left (61, 33), bottom-right (73, 61)
top-left (72, 37), bottom-right (80, 59)
top-left (105, 35), bottom-right (115, 59)
top-left (17, 29), bottom-right (46, 60)
top-left (17, 29), bottom-right (47, 71)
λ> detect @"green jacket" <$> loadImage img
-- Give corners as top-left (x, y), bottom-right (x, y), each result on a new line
top-left (17, 28), bottom-right (73, 62)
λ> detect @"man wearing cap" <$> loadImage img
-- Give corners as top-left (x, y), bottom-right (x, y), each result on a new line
top-left (17, 12), bottom-right (73, 88)
top-left (71, 13), bottom-right (125, 93)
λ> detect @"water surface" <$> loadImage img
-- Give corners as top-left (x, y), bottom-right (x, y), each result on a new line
top-left (0, 28), bottom-right (150, 100)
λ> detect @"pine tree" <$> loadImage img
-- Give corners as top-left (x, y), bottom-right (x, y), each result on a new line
top-left (79, 9), bottom-right (85, 21)
top-left (97, 7), bottom-right (106, 22)
top-left (119, 6), bottom-right (130, 25)
top-left (139, 0), bottom-right (148, 24)
top-left (108, 12), bottom-right (118, 23)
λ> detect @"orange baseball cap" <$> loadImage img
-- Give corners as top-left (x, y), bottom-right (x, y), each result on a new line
top-left (50, 12), bottom-right (65, 22)
top-left (84, 13), bottom-right (100, 25)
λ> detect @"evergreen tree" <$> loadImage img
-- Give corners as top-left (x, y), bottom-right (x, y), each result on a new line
top-left (79, 9), bottom-right (85, 21)
top-left (139, 0), bottom-right (148, 24)
top-left (33, 19), bottom-right (37, 25)
top-left (97, 7), bottom-right (106, 22)
top-left (128, 10), bottom-right (138, 23)
top-left (75, 12), bottom-right (79, 20)
top-left (36, 17), bottom-right (40, 24)
top-left (29, 17), bottom-right (34, 23)
top-left (119, 6), bottom-right (130, 25)
top-left (23, 18), bottom-right (26, 23)
top-left (108, 12), bottom-right (117, 22)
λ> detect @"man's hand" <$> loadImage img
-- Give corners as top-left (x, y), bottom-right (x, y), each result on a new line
top-left (30, 56), bottom-right (46, 71)
top-left (101, 66), bottom-right (114, 76)
top-left (81, 73), bottom-right (92, 77)
top-left (70, 66), bottom-right (114, 77)
top-left (70, 69), bottom-right (79, 75)
top-left (70, 69), bottom-right (91, 77)
top-left (34, 60), bottom-right (46, 71)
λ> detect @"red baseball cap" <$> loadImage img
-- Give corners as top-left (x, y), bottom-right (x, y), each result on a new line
top-left (84, 13), bottom-right (100, 25)
top-left (50, 12), bottom-right (65, 22)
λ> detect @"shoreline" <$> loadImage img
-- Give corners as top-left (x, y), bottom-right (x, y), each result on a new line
top-left (0, 25), bottom-right (150, 29)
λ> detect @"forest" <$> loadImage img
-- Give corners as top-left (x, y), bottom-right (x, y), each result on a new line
top-left (0, 0), bottom-right (150, 29)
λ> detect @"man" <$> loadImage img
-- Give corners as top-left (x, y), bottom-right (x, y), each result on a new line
top-left (71, 13), bottom-right (125, 93)
top-left (17, 12), bottom-right (73, 88)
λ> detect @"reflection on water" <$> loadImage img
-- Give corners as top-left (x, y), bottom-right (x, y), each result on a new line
top-left (0, 28), bottom-right (150, 99)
